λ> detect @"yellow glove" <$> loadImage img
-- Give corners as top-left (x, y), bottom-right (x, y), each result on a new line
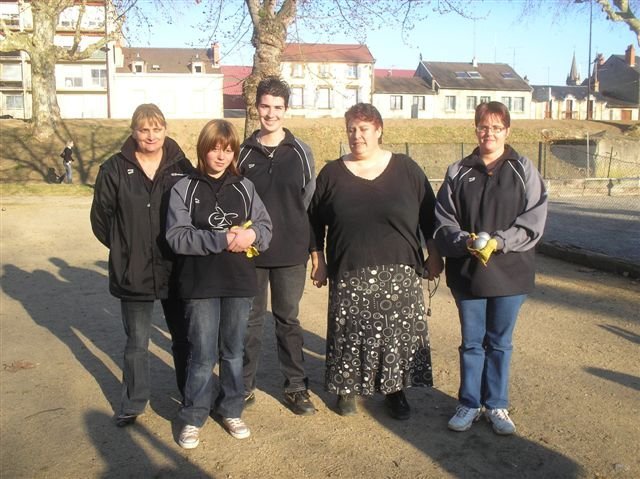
top-left (468, 237), bottom-right (498, 266)
top-left (230, 220), bottom-right (260, 258)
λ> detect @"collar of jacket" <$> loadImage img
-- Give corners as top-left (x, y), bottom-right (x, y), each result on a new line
top-left (243, 127), bottom-right (298, 151)
top-left (461, 144), bottom-right (520, 169)
top-left (188, 170), bottom-right (243, 187)
top-left (119, 136), bottom-right (186, 169)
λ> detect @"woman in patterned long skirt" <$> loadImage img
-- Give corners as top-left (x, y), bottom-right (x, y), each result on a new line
top-left (309, 103), bottom-right (443, 420)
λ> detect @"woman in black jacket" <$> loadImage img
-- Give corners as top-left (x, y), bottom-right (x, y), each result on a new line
top-left (90, 104), bottom-right (194, 427)
top-left (166, 120), bottom-right (272, 449)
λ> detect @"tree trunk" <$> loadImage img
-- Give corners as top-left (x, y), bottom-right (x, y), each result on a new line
top-left (30, 1), bottom-right (63, 140)
top-left (242, 0), bottom-right (296, 137)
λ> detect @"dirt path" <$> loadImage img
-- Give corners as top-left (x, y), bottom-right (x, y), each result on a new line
top-left (1, 196), bottom-right (639, 479)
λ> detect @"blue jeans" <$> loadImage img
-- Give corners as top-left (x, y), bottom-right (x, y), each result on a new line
top-left (179, 297), bottom-right (252, 427)
top-left (452, 291), bottom-right (527, 410)
top-left (242, 265), bottom-right (308, 394)
top-left (120, 298), bottom-right (188, 415)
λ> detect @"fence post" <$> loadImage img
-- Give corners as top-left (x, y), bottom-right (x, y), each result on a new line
top-left (538, 142), bottom-right (543, 174)
top-left (606, 146), bottom-right (614, 178)
top-left (461, 142), bottom-right (464, 159)
top-left (405, 142), bottom-right (410, 156)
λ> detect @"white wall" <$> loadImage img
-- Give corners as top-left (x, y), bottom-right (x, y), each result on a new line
top-left (110, 73), bottom-right (224, 119)
top-left (281, 61), bottom-right (373, 118)
top-left (433, 88), bottom-right (532, 119)
top-left (373, 93), bottom-right (436, 119)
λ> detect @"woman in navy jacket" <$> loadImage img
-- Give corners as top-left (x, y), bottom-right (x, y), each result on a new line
top-left (166, 120), bottom-right (272, 449)
top-left (434, 101), bottom-right (547, 435)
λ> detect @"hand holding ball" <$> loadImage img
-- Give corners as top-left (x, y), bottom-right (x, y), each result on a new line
top-left (472, 232), bottom-right (491, 249)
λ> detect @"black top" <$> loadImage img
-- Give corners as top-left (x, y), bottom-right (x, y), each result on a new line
top-left (90, 137), bottom-right (194, 300)
top-left (434, 145), bottom-right (548, 297)
top-left (309, 153), bottom-right (437, 279)
top-left (165, 172), bottom-right (272, 299)
top-left (238, 128), bottom-right (315, 267)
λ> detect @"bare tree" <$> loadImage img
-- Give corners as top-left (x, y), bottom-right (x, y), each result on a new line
top-left (0, 0), bottom-right (125, 140)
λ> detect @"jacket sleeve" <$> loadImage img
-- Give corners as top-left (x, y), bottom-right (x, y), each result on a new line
top-left (90, 162), bottom-right (117, 248)
top-left (433, 163), bottom-right (471, 257)
top-left (300, 141), bottom-right (316, 209)
top-left (307, 168), bottom-right (327, 253)
top-left (165, 179), bottom-right (229, 255)
top-left (244, 179), bottom-right (273, 252)
top-left (493, 157), bottom-right (548, 253)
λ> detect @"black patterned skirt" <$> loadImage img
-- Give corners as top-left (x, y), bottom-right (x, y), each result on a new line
top-left (325, 264), bottom-right (433, 395)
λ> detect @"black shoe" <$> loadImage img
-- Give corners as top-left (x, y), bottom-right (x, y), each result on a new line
top-left (244, 391), bottom-right (256, 408)
top-left (284, 390), bottom-right (316, 416)
top-left (385, 390), bottom-right (410, 420)
top-left (337, 394), bottom-right (357, 416)
top-left (115, 413), bottom-right (138, 427)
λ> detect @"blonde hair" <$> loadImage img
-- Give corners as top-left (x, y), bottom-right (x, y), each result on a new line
top-left (130, 104), bottom-right (167, 130)
top-left (196, 120), bottom-right (240, 176)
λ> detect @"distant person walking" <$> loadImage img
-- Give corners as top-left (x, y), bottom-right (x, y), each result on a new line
top-left (60, 141), bottom-right (74, 184)
top-left (238, 77), bottom-right (317, 415)
top-left (90, 104), bottom-right (195, 427)
top-left (434, 101), bottom-right (548, 435)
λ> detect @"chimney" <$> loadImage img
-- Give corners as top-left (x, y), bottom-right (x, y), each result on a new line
top-left (625, 44), bottom-right (635, 67)
top-left (593, 80), bottom-right (599, 93)
top-left (471, 56), bottom-right (478, 68)
top-left (596, 53), bottom-right (605, 66)
top-left (211, 42), bottom-right (220, 67)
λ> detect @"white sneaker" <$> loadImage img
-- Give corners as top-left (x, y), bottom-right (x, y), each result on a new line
top-left (222, 417), bottom-right (251, 439)
top-left (485, 408), bottom-right (516, 435)
top-left (448, 404), bottom-right (482, 432)
top-left (178, 424), bottom-right (200, 449)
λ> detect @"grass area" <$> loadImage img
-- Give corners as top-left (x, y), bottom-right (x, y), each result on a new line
top-left (1, 183), bottom-right (94, 197)
top-left (0, 117), bottom-right (635, 186)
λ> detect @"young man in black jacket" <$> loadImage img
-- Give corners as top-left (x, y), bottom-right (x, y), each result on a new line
top-left (238, 77), bottom-right (316, 415)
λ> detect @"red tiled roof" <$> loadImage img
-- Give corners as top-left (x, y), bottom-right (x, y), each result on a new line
top-left (374, 68), bottom-right (416, 78)
top-left (221, 65), bottom-right (252, 95)
top-left (283, 43), bottom-right (374, 63)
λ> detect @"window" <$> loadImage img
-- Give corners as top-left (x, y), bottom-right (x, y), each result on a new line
top-left (1, 63), bottom-right (22, 81)
top-left (318, 64), bottom-right (331, 78)
top-left (132, 62), bottom-right (144, 73)
top-left (5, 94), bottom-right (24, 109)
top-left (91, 69), bottom-right (107, 88)
top-left (480, 96), bottom-right (491, 104)
top-left (390, 95), bottom-right (403, 110)
top-left (152, 64), bottom-right (161, 71)
top-left (64, 76), bottom-right (83, 88)
top-left (346, 64), bottom-right (358, 79)
top-left (412, 96), bottom-right (425, 111)
top-left (345, 87), bottom-right (359, 107)
top-left (467, 71), bottom-right (482, 79)
top-left (316, 87), bottom-right (331, 109)
top-left (501, 72), bottom-right (515, 79)
top-left (513, 97), bottom-right (525, 112)
top-left (445, 95), bottom-right (456, 111)
top-left (466, 96), bottom-right (477, 111)
top-left (1, 14), bottom-right (19, 27)
top-left (501, 96), bottom-right (512, 110)
top-left (192, 64), bottom-right (203, 73)
top-left (290, 86), bottom-right (304, 108)
top-left (455, 72), bottom-right (468, 78)
top-left (291, 63), bottom-right (304, 78)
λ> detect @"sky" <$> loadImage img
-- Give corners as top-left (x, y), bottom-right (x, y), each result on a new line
top-left (127, 0), bottom-right (635, 86)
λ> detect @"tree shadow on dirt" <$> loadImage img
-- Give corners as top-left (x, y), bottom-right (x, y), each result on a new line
top-left (0, 120), bottom-right (128, 184)
top-left (85, 409), bottom-right (214, 478)
top-left (1, 258), bottom-right (182, 421)
top-left (584, 367), bottom-right (640, 392)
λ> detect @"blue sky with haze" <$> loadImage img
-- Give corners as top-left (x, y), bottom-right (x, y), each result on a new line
top-left (129, 0), bottom-right (634, 86)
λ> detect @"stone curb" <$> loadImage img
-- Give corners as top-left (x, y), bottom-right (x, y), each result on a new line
top-left (537, 241), bottom-right (640, 279)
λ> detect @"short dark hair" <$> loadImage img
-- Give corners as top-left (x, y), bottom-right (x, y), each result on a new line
top-left (475, 101), bottom-right (511, 128)
top-left (344, 103), bottom-right (384, 143)
top-left (256, 77), bottom-right (290, 108)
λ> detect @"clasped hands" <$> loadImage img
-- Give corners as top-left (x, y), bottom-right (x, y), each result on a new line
top-left (466, 233), bottom-right (498, 266)
top-left (226, 221), bottom-right (259, 258)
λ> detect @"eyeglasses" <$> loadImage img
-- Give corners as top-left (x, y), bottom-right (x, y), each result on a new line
top-left (476, 126), bottom-right (506, 134)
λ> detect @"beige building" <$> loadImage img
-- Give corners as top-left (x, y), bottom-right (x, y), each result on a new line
top-left (0, 0), bottom-right (114, 119)
top-left (373, 75), bottom-right (436, 119)
top-left (279, 43), bottom-right (374, 118)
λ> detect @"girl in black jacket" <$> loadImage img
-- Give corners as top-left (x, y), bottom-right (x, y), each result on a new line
top-left (166, 120), bottom-right (272, 449)
top-left (90, 104), bottom-right (194, 427)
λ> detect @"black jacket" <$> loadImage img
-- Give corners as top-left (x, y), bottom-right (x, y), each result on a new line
top-left (238, 128), bottom-right (315, 267)
top-left (90, 136), bottom-right (194, 300)
top-left (434, 146), bottom-right (548, 297)
top-left (165, 172), bottom-right (272, 299)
